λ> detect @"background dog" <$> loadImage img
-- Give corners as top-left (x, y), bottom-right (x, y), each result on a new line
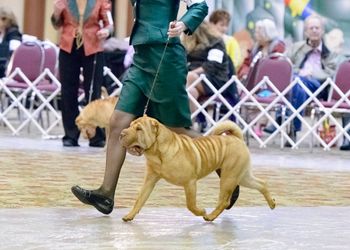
top-left (75, 88), bottom-right (118, 144)
top-left (120, 116), bottom-right (276, 222)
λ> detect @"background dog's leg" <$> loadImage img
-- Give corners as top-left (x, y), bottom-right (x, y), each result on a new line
top-left (204, 175), bottom-right (238, 221)
top-left (240, 170), bottom-right (276, 209)
top-left (184, 180), bottom-right (206, 217)
top-left (122, 168), bottom-right (160, 222)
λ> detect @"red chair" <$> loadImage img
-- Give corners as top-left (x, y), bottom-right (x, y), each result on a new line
top-left (29, 42), bottom-right (61, 131)
top-left (311, 59), bottom-right (350, 149)
top-left (239, 53), bottom-right (293, 146)
top-left (1, 41), bottom-right (44, 123)
top-left (1, 41), bottom-right (60, 134)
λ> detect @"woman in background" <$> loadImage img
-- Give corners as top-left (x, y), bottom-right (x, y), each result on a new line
top-left (0, 6), bottom-right (22, 78)
top-left (237, 19), bottom-right (285, 137)
top-left (183, 21), bottom-right (238, 115)
top-left (51, 0), bottom-right (114, 147)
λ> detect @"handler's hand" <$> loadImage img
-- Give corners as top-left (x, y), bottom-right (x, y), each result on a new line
top-left (167, 21), bottom-right (186, 38)
top-left (97, 28), bottom-right (110, 40)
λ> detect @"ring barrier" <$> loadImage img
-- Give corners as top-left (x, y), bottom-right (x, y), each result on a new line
top-left (1, 67), bottom-right (349, 150)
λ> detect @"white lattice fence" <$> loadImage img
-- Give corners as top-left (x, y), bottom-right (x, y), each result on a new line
top-left (0, 68), bottom-right (61, 136)
top-left (1, 68), bottom-right (349, 150)
top-left (187, 74), bottom-right (350, 150)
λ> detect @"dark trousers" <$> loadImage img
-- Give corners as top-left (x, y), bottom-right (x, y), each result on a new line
top-left (59, 43), bottom-right (105, 142)
top-left (291, 76), bottom-right (320, 131)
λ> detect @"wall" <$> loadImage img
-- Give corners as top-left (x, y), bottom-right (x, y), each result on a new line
top-left (1, 0), bottom-right (24, 30)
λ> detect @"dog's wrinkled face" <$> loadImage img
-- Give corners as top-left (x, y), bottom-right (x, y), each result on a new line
top-left (76, 116), bottom-right (96, 139)
top-left (120, 116), bottom-right (159, 156)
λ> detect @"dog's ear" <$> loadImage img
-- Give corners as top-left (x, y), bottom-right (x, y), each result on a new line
top-left (151, 120), bottom-right (159, 133)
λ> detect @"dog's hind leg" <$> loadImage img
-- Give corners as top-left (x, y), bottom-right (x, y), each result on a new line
top-left (184, 180), bottom-right (206, 217)
top-left (203, 176), bottom-right (238, 221)
top-left (122, 168), bottom-right (160, 222)
top-left (240, 170), bottom-right (276, 209)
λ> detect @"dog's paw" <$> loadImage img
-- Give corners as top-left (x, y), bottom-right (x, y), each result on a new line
top-left (203, 214), bottom-right (216, 222)
top-left (269, 199), bottom-right (276, 209)
top-left (122, 214), bottom-right (135, 222)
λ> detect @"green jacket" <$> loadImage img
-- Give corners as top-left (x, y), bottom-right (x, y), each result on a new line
top-left (129, 0), bottom-right (208, 45)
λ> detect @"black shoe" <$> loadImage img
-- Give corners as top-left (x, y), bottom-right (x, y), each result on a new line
top-left (263, 124), bottom-right (276, 134)
top-left (226, 185), bottom-right (240, 210)
top-left (71, 185), bottom-right (114, 214)
top-left (340, 140), bottom-right (350, 151)
top-left (284, 129), bottom-right (297, 148)
top-left (63, 137), bottom-right (79, 147)
top-left (89, 140), bottom-right (105, 148)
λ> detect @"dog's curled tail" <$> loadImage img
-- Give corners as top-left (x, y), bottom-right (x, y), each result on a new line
top-left (209, 121), bottom-right (244, 140)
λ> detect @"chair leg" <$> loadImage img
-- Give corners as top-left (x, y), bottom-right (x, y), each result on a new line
top-left (27, 92), bottom-right (36, 133)
top-left (309, 108), bottom-right (316, 152)
top-left (340, 115), bottom-right (350, 151)
top-left (215, 102), bottom-right (222, 122)
top-left (280, 106), bottom-right (286, 149)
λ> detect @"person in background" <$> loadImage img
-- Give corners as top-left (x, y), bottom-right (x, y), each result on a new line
top-left (51, 0), bottom-right (114, 147)
top-left (268, 14), bottom-right (339, 145)
top-left (0, 6), bottom-right (22, 78)
top-left (183, 21), bottom-right (231, 114)
top-left (237, 18), bottom-right (285, 82)
top-left (237, 19), bottom-right (285, 137)
top-left (209, 9), bottom-right (242, 72)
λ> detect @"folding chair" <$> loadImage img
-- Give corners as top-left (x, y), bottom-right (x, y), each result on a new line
top-left (238, 53), bottom-right (294, 147)
top-left (28, 42), bottom-right (60, 130)
top-left (310, 59), bottom-right (350, 149)
top-left (0, 41), bottom-right (44, 133)
top-left (0, 41), bottom-right (61, 136)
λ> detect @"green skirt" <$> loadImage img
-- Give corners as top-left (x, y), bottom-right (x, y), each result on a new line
top-left (116, 43), bottom-right (192, 127)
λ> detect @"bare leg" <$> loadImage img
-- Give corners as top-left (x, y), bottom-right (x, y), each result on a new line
top-left (186, 71), bottom-right (206, 113)
top-left (97, 110), bottom-right (135, 198)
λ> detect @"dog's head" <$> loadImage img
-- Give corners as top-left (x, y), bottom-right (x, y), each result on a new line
top-left (119, 116), bottom-right (159, 156)
top-left (75, 115), bottom-right (97, 139)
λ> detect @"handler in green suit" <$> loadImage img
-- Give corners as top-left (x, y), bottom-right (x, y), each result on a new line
top-left (71, 0), bottom-right (238, 215)
top-left (119, 0), bottom-right (208, 127)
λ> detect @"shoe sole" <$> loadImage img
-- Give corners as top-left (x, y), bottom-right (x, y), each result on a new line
top-left (71, 187), bottom-right (113, 215)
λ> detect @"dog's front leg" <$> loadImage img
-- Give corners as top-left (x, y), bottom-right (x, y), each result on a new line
top-left (184, 180), bottom-right (206, 217)
top-left (122, 167), bottom-right (160, 222)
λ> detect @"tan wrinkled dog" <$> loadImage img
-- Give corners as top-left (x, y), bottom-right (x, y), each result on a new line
top-left (120, 116), bottom-right (276, 222)
top-left (75, 93), bottom-right (118, 142)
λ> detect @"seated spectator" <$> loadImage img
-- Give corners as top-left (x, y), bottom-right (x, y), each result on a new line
top-left (0, 6), bottom-right (22, 78)
top-left (209, 9), bottom-right (242, 72)
top-left (237, 19), bottom-right (285, 137)
top-left (265, 14), bottom-right (340, 145)
top-left (237, 19), bottom-right (285, 82)
top-left (182, 21), bottom-right (238, 117)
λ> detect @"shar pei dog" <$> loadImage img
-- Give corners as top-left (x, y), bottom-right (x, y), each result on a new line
top-left (120, 116), bottom-right (276, 222)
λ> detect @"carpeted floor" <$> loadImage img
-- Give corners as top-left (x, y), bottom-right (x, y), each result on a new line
top-left (1, 148), bottom-right (350, 209)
